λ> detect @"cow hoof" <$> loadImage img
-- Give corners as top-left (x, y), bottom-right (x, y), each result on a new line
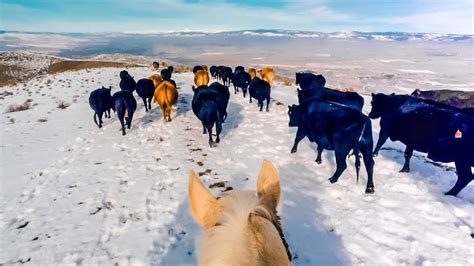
top-left (328, 178), bottom-right (337, 184)
top-left (444, 191), bottom-right (457, 196)
top-left (315, 159), bottom-right (322, 164)
top-left (365, 187), bottom-right (375, 194)
top-left (216, 138), bottom-right (220, 143)
top-left (291, 149), bottom-right (297, 153)
top-left (122, 132), bottom-right (126, 136)
top-left (372, 153), bottom-right (378, 157)
top-left (399, 168), bottom-right (410, 173)
top-left (98, 125), bottom-right (102, 129)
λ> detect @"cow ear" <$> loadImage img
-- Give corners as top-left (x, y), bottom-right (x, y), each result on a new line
top-left (188, 171), bottom-right (218, 228)
top-left (256, 160), bottom-right (281, 210)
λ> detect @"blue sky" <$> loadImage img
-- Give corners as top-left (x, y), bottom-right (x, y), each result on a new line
top-left (1, 0), bottom-right (473, 34)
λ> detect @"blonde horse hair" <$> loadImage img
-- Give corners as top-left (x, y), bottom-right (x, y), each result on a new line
top-left (188, 160), bottom-right (291, 265)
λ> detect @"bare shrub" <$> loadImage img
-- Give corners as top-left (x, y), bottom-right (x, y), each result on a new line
top-left (274, 75), bottom-right (295, 86)
top-left (57, 100), bottom-right (70, 109)
top-left (6, 101), bottom-right (31, 113)
top-left (173, 64), bottom-right (193, 73)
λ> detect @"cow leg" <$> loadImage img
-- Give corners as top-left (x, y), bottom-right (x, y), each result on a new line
top-left (215, 121), bottom-right (222, 143)
top-left (160, 106), bottom-right (166, 121)
top-left (360, 145), bottom-right (375, 193)
top-left (142, 98), bottom-right (148, 112)
top-left (93, 113), bottom-right (100, 128)
top-left (266, 96), bottom-right (270, 112)
top-left (107, 110), bottom-right (111, 118)
top-left (315, 146), bottom-right (323, 164)
top-left (98, 112), bottom-right (104, 128)
top-left (207, 125), bottom-right (215, 147)
top-left (234, 85), bottom-right (238, 94)
top-left (259, 100), bottom-right (263, 111)
top-left (249, 97), bottom-right (252, 103)
top-left (148, 98), bottom-right (152, 110)
top-left (202, 122), bottom-right (207, 134)
top-left (117, 111), bottom-right (126, 135)
top-left (126, 111), bottom-right (134, 129)
top-left (329, 151), bottom-right (348, 183)
top-left (400, 147), bottom-right (413, 173)
top-left (445, 161), bottom-right (473, 196)
top-left (291, 127), bottom-right (306, 153)
top-left (243, 88), bottom-right (247, 98)
top-left (166, 108), bottom-right (172, 122)
top-left (373, 127), bottom-right (389, 156)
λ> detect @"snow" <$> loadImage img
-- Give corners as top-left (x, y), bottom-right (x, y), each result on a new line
top-left (1, 67), bottom-right (473, 265)
top-left (397, 69), bottom-right (436, 74)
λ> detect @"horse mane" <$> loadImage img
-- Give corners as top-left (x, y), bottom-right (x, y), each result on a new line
top-left (197, 191), bottom-right (291, 264)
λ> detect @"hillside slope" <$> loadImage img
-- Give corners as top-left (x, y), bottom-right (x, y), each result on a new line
top-left (0, 68), bottom-right (473, 265)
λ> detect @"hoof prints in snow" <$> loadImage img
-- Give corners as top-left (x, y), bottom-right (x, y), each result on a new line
top-left (0, 69), bottom-right (473, 265)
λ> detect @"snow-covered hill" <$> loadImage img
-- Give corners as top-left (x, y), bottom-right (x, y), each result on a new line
top-left (0, 67), bottom-right (473, 265)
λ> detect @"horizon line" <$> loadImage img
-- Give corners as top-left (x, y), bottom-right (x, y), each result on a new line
top-left (1, 28), bottom-right (473, 36)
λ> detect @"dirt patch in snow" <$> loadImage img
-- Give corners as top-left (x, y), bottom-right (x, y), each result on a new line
top-left (48, 60), bottom-right (143, 74)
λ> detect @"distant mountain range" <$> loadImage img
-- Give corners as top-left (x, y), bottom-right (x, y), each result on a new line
top-left (1, 29), bottom-right (473, 42)
top-left (121, 29), bottom-right (474, 42)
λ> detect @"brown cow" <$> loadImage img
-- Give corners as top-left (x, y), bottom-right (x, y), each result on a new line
top-left (148, 74), bottom-right (162, 88)
top-left (247, 68), bottom-right (257, 79)
top-left (194, 70), bottom-right (210, 87)
top-left (258, 67), bottom-right (275, 86)
top-left (154, 80), bottom-right (178, 122)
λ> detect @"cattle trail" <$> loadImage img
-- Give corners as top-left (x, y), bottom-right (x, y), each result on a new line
top-left (0, 69), bottom-right (473, 265)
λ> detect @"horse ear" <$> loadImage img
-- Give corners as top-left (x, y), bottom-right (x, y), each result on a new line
top-left (188, 170), bottom-right (218, 228)
top-left (256, 160), bottom-right (281, 210)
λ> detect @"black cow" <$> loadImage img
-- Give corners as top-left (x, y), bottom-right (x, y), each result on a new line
top-left (232, 70), bottom-right (251, 96)
top-left (234, 66), bottom-right (245, 73)
top-left (369, 93), bottom-right (474, 195)
top-left (297, 86), bottom-right (364, 164)
top-left (208, 81), bottom-right (230, 121)
top-left (249, 77), bottom-right (271, 112)
top-left (210, 65), bottom-right (218, 79)
top-left (192, 85), bottom-right (224, 147)
top-left (289, 99), bottom-right (375, 193)
top-left (119, 70), bottom-right (136, 92)
top-left (219, 66), bottom-right (233, 86)
top-left (161, 67), bottom-right (173, 81)
top-left (89, 86), bottom-right (112, 128)
top-left (427, 115), bottom-right (473, 195)
top-left (135, 78), bottom-right (155, 112)
top-left (111, 90), bottom-right (137, 135)
top-left (298, 87), bottom-right (364, 110)
top-left (295, 72), bottom-right (326, 90)
top-left (193, 65), bottom-right (204, 74)
top-left (412, 89), bottom-right (474, 109)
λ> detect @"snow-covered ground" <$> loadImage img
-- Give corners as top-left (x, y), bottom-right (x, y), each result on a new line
top-left (0, 67), bottom-right (473, 265)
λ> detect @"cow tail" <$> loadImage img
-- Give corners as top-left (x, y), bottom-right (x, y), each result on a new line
top-left (93, 113), bottom-right (99, 126)
top-left (216, 106), bottom-right (223, 126)
top-left (354, 144), bottom-right (361, 184)
top-left (163, 85), bottom-right (174, 112)
top-left (354, 121), bottom-right (368, 184)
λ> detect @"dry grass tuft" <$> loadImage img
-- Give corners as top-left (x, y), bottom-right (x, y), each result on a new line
top-left (173, 64), bottom-right (193, 73)
top-left (48, 60), bottom-right (143, 74)
top-left (6, 101), bottom-right (31, 113)
top-left (57, 100), bottom-right (70, 109)
top-left (274, 75), bottom-right (295, 86)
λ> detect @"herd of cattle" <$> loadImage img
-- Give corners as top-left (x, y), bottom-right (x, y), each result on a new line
top-left (88, 61), bottom-right (473, 196)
